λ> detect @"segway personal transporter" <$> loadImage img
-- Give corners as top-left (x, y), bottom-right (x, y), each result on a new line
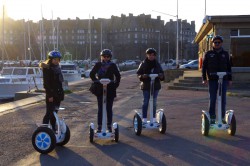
top-left (32, 107), bottom-right (70, 154)
top-left (201, 72), bottom-right (236, 136)
top-left (133, 74), bottom-right (167, 136)
top-left (89, 79), bottom-right (119, 142)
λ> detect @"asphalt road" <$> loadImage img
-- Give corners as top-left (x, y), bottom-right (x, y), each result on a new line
top-left (0, 71), bottom-right (250, 166)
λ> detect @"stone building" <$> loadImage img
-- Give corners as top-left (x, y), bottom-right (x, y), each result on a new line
top-left (1, 14), bottom-right (197, 63)
top-left (194, 15), bottom-right (250, 68)
top-left (194, 15), bottom-right (250, 86)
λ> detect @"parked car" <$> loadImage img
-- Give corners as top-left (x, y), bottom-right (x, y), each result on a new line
top-left (179, 59), bottom-right (198, 69)
top-left (122, 60), bottom-right (136, 66)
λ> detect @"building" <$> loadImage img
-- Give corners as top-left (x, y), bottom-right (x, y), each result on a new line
top-left (1, 14), bottom-right (197, 63)
top-left (194, 15), bottom-right (250, 86)
top-left (194, 15), bottom-right (250, 68)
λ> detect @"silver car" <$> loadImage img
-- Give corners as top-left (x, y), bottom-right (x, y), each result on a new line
top-left (179, 59), bottom-right (198, 69)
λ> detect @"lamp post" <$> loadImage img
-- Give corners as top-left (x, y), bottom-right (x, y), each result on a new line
top-left (155, 30), bottom-right (161, 62)
top-left (166, 42), bottom-right (169, 65)
top-left (152, 0), bottom-right (179, 67)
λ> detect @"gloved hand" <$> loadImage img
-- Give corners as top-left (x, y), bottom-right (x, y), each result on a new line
top-left (158, 73), bottom-right (164, 79)
top-left (142, 74), bottom-right (148, 79)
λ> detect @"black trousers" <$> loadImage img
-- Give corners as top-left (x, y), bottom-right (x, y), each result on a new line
top-left (97, 96), bottom-right (114, 127)
top-left (43, 96), bottom-right (61, 130)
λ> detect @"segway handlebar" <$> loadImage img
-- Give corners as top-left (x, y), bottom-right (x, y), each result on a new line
top-left (93, 79), bottom-right (114, 85)
top-left (210, 72), bottom-right (231, 79)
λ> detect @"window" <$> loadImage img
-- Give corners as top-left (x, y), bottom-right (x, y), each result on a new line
top-left (231, 29), bottom-right (238, 36)
top-left (240, 28), bottom-right (250, 36)
top-left (28, 69), bottom-right (34, 74)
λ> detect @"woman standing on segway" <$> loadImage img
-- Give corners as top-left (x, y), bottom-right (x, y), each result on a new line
top-left (137, 48), bottom-right (165, 127)
top-left (90, 49), bottom-right (121, 133)
top-left (39, 50), bottom-right (64, 133)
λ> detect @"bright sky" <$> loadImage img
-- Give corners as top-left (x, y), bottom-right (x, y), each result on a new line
top-left (1, 0), bottom-right (249, 32)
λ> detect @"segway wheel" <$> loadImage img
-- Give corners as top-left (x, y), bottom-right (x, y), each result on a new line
top-left (159, 113), bottom-right (167, 134)
top-left (57, 125), bottom-right (71, 146)
top-left (228, 114), bottom-right (236, 136)
top-left (133, 113), bottom-right (142, 136)
top-left (201, 113), bottom-right (209, 136)
top-left (32, 127), bottom-right (56, 154)
top-left (89, 126), bottom-right (94, 143)
top-left (114, 124), bottom-right (119, 142)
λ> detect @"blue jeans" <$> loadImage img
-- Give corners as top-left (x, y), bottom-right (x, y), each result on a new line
top-left (142, 90), bottom-right (159, 119)
top-left (97, 96), bottom-right (114, 127)
top-left (208, 80), bottom-right (228, 119)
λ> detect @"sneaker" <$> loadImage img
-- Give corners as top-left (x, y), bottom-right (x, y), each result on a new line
top-left (107, 126), bottom-right (112, 133)
top-left (210, 119), bottom-right (215, 124)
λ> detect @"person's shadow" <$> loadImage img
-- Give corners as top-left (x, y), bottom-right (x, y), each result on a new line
top-left (94, 124), bottom-right (250, 166)
top-left (93, 141), bottom-right (167, 166)
top-left (39, 146), bottom-right (92, 166)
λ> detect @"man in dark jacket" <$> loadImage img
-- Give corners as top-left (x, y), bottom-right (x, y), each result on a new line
top-left (137, 48), bottom-right (165, 126)
top-left (202, 35), bottom-right (232, 124)
top-left (90, 49), bottom-right (121, 132)
top-left (40, 50), bottom-right (64, 132)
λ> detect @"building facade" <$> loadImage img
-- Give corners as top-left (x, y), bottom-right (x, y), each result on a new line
top-left (194, 15), bottom-right (250, 68)
top-left (1, 14), bottom-right (197, 63)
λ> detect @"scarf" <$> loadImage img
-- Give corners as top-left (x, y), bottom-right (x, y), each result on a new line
top-left (98, 60), bottom-right (112, 76)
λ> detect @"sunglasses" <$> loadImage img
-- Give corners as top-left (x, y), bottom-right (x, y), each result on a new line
top-left (213, 41), bottom-right (221, 45)
top-left (147, 54), bottom-right (156, 57)
top-left (103, 56), bottom-right (110, 58)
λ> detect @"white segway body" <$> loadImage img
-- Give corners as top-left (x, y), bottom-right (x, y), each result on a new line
top-left (32, 107), bottom-right (71, 154)
top-left (201, 72), bottom-right (236, 136)
top-left (133, 74), bottom-right (167, 136)
top-left (89, 79), bottom-right (119, 142)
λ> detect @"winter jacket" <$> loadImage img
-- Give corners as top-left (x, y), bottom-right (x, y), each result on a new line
top-left (90, 61), bottom-right (121, 98)
top-left (202, 48), bottom-right (232, 81)
top-left (40, 61), bottom-right (64, 101)
top-left (137, 58), bottom-right (165, 90)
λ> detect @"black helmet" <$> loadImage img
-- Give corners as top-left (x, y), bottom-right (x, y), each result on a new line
top-left (48, 50), bottom-right (62, 59)
top-left (100, 49), bottom-right (112, 58)
top-left (212, 35), bottom-right (223, 42)
top-left (146, 48), bottom-right (157, 55)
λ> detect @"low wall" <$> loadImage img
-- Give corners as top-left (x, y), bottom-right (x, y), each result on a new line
top-left (232, 67), bottom-right (250, 89)
top-left (163, 69), bottom-right (185, 83)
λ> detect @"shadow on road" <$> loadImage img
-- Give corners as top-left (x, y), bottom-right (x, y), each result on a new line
top-left (39, 146), bottom-right (92, 166)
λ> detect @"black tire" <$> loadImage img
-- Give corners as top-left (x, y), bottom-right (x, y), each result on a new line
top-left (228, 114), bottom-right (236, 136)
top-left (201, 113), bottom-right (209, 136)
top-left (114, 124), bottom-right (119, 142)
top-left (57, 125), bottom-right (70, 146)
top-left (159, 113), bottom-right (167, 134)
top-left (133, 113), bottom-right (142, 136)
top-left (32, 127), bottom-right (56, 154)
top-left (89, 126), bottom-right (94, 143)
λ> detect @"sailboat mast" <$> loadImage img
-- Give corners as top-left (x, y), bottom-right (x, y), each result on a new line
top-left (23, 20), bottom-right (27, 60)
top-left (2, 5), bottom-right (4, 61)
top-left (88, 14), bottom-right (91, 61)
top-left (52, 11), bottom-right (55, 50)
top-left (28, 20), bottom-right (31, 61)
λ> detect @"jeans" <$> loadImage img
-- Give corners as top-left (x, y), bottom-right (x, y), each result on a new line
top-left (43, 96), bottom-right (61, 131)
top-left (208, 80), bottom-right (228, 120)
top-left (97, 96), bottom-right (114, 127)
top-left (142, 90), bottom-right (159, 119)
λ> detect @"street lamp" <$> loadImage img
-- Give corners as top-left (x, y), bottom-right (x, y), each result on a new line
top-left (166, 42), bottom-right (169, 65)
top-left (155, 30), bottom-right (161, 62)
top-left (152, 0), bottom-right (179, 67)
